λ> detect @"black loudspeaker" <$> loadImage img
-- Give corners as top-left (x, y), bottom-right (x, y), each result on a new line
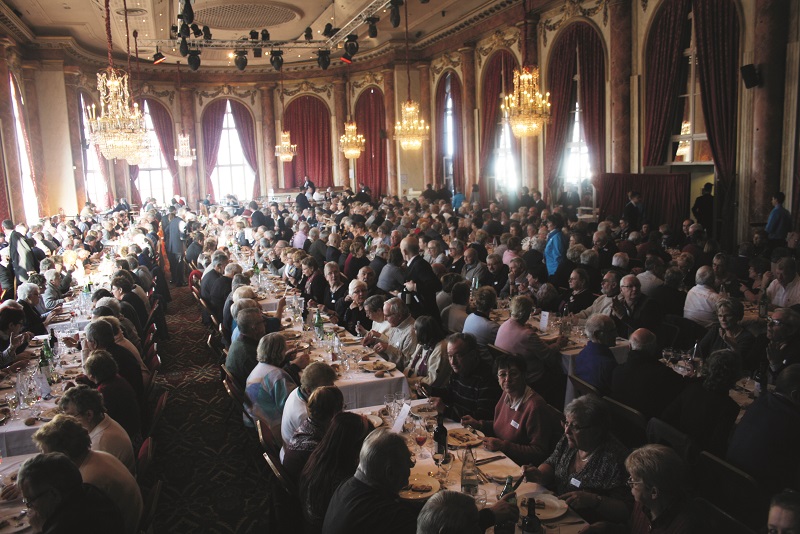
top-left (741, 64), bottom-right (760, 89)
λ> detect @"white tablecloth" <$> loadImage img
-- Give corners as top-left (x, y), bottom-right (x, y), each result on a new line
top-left (0, 452), bottom-right (36, 529)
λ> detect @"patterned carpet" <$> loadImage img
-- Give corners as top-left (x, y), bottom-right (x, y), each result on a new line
top-left (145, 287), bottom-right (272, 533)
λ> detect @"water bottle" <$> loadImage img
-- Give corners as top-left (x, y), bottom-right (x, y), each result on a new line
top-left (460, 446), bottom-right (479, 495)
top-left (495, 476), bottom-right (518, 534)
top-left (314, 309), bottom-right (324, 340)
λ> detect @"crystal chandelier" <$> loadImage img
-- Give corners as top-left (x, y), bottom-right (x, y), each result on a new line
top-left (393, 1), bottom-right (429, 151)
top-left (502, 66), bottom-right (551, 138)
top-left (340, 121), bottom-right (365, 159)
top-left (276, 131), bottom-right (297, 162)
top-left (86, 0), bottom-right (150, 162)
top-left (174, 132), bottom-right (197, 166)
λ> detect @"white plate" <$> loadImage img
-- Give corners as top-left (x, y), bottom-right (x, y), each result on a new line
top-left (447, 428), bottom-right (484, 447)
top-left (410, 404), bottom-right (439, 419)
top-left (398, 474), bottom-right (439, 501)
top-left (33, 335), bottom-right (49, 341)
top-left (365, 414), bottom-right (383, 428)
top-left (358, 361), bottom-right (396, 372)
top-left (0, 511), bottom-right (29, 533)
top-left (520, 493), bottom-right (568, 521)
top-left (480, 461), bottom-right (524, 484)
top-left (279, 330), bottom-right (301, 340)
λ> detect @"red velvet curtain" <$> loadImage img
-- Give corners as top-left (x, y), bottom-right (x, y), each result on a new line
top-left (93, 148), bottom-right (115, 208)
top-left (692, 0), bottom-right (739, 246)
top-left (478, 50), bottom-right (516, 205)
top-left (354, 87), bottom-right (387, 197)
top-left (434, 72), bottom-right (465, 193)
top-left (282, 95), bottom-right (332, 189)
top-left (593, 172), bottom-right (690, 233)
top-left (577, 24), bottom-right (606, 180)
top-left (141, 98), bottom-right (180, 198)
top-left (201, 99), bottom-right (228, 203)
top-left (643, 0), bottom-right (692, 167)
top-left (229, 100), bottom-right (261, 199)
top-left (127, 164), bottom-right (142, 206)
top-left (543, 26), bottom-right (579, 205)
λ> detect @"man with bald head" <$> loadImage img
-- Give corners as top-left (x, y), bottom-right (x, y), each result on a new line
top-left (461, 247), bottom-right (487, 286)
top-left (611, 274), bottom-right (663, 338)
top-left (400, 236), bottom-right (441, 319)
top-left (610, 328), bottom-right (685, 418)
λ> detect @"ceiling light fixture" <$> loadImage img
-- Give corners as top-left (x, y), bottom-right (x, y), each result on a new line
top-left (187, 49), bottom-right (201, 71)
top-left (190, 23), bottom-right (202, 37)
top-left (304, 27), bottom-right (313, 41)
top-left (344, 34), bottom-right (359, 56)
top-left (181, 0), bottom-right (194, 24)
top-left (173, 62), bottom-right (197, 167)
top-left (275, 76), bottom-right (297, 162)
top-left (152, 47), bottom-right (165, 64)
top-left (393, 0), bottom-right (428, 150)
top-left (202, 25), bottom-right (212, 40)
top-left (340, 75), bottom-right (365, 159)
top-left (270, 50), bottom-right (284, 71)
top-left (234, 50), bottom-right (248, 71)
top-left (317, 50), bottom-right (331, 70)
top-left (249, 30), bottom-right (259, 40)
top-left (389, 0), bottom-right (403, 28)
top-left (261, 29), bottom-right (270, 41)
top-left (366, 17), bottom-right (379, 38)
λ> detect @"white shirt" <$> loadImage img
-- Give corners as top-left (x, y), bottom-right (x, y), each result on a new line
top-left (683, 284), bottom-right (721, 328)
top-left (89, 415), bottom-right (136, 475)
top-left (377, 316), bottom-right (417, 369)
top-left (637, 271), bottom-right (664, 296)
top-left (280, 388), bottom-right (308, 461)
top-left (574, 295), bottom-right (616, 324)
top-left (766, 276), bottom-right (800, 308)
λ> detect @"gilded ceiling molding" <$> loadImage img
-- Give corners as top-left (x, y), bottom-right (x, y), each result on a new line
top-left (431, 52), bottom-right (462, 78)
top-left (414, 0), bottom-right (519, 50)
top-left (281, 80), bottom-right (333, 99)
top-left (139, 84), bottom-right (175, 105)
top-left (352, 71), bottom-right (384, 92)
top-left (539, 0), bottom-right (610, 46)
top-left (0, 3), bottom-right (34, 44)
top-left (196, 84), bottom-right (258, 106)
top-left (476, 29), bottom-right (519, 68)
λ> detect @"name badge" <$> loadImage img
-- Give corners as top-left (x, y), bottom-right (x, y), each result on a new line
top-left (510, 420), bottom-right (520, 429)
top-left (570, 477), bottom-right (581, 488)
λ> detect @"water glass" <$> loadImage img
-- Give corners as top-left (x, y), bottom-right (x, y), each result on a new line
top-left (473, 489), bottom-right (487, 510)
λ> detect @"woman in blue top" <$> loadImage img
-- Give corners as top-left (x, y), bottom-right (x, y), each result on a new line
top-left (245, 332), bottom-right (297, 445)
top-left (544, 213), bottom-right (566, 277)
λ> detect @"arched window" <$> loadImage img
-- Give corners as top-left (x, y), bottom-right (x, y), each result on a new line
top-left (435, 72), bottom-right (464, 193)
top-left (136, 100), bottom-right (175, 206)
top-left (78, 93), bottom-right (110, 210)
top-left (9, 75), bottom-right (39, 222)
top-left (210, 100), bottom-right (255, 199)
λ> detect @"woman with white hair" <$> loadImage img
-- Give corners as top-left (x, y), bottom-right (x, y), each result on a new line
top-left (17, 282), bottom-right (61, 336)
top-left (335, 279), bottom-right (372, 335)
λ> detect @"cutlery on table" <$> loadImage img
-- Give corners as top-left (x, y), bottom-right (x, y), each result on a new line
top-left (475, 455), bottom-right (504, 466)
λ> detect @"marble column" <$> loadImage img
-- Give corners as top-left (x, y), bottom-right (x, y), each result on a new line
top-left (0, 41), bottom-right (24, 221)
top-left (749, 0), bottom-right (790, 225)
top-left (258, 83), bottom-right (278, 195)
top-left (519, 16), bottom-right (540, 192)
top-left (62, 66), bottom-right (87, 210)
top-left (418, 63), bottom-right (433, 187)
top-left (112, 159), bottom-right (128, 202)
top-left (21, 63), bottom-right (49, 215)
top-left (383, 68), bottom-right (398, 197)
top-left (609, 0), bottom-right (631, 173)
top-left (178, 86), bottom-right (198, 203)
top-left (332, 77), bottom-right (349, 188)
top-left (459, 47), bottom-right (477, 198)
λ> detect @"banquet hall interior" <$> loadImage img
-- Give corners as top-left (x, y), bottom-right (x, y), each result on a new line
top-left (0, 0), bottom-right (797, 532)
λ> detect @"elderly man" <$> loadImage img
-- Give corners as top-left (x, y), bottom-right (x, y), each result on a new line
top-left (208, 262), bottom-right (243, 323)
top-left (573, 271), bottom-right (622, 325)
top-left (461, 247), bottom-right (487, 287)
top-left (32, 415), bottom-right (142, 534)
top-left (499, 257), bottom-right (528, 298)
top-left (364, 297), bottom-right (417, 369)
top-left (15, 453), bottom-right (124, 533)
top-left (79, 319), bottom-right (143, 399)
top-left (428, 333), bottom-right (501, 421)
top-left (369, 245), bottom-right (388, 279)
top-left (610, 329), bottom-right (684, 418)
top-left (574, 314), bottom-right (619, 394)
top-left (441, 281), bottom-right (470, 333)
top-left (417, 490), bottom-right (519, 534)
top-left (636, 256), bottom-right (665, 296)
top-left (59, 384), bottom-right (135, 474)
top-left (166, 207), bottom-right (187, 286)
top-left (400, 236), bottom-right (441, 319)
top-left (201, 251), bottom-right (229, 325)
top-left (484, 253), bottom-right (509, 294)
top-left (611, 275), bottom-right (662, 338)
top-left (43, 268), bottom-right (66, 310)
top-left (727, 364), bottom-right (800, 494)
top-left (649, 266), bottom-right (687, 317)
top-left (763, 307), bottom-right (800, 384)
top-left (593, 230), bottom-right (618, 269)
top-left (763, 257), bottom-right (800, 309)
top-left (307, 227), bottom-right (327, 265)
top-left (225, 307), bottom-right (266, 387)
top-left (683, 265), bottom-right (721, 328)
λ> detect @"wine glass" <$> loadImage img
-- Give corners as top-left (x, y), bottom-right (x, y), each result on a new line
top-left (413, 422), bottom-right (430, 459)
top-left (6, 394), bottom-right (19, 420)
top-left (384, 394), bottom-right (397, 422)
top-left (473, 489), bottom-right (487, 510)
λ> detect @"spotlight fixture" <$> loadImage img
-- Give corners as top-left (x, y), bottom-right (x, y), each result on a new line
top-left (170, 24), bottom-right (178, 36)
top-left (190, 23), bottom-right (202, 37)
top-left (187, 50), bottom-right (201, 71)
top-left (304, 27), bottom-right (313, 41)
top-left (253, 48), bottom-right (262, 58)
top-left (249, 30), bottom-right (259, 40)
top-left (234, 50), bottom-right (248, 71)
top-left (261, 29), bottom-right (270, 41)
top-left (270, 50), bottom-right (284, 71)
top-left (344, 35), bottom-right (359, 56)
top-left (317, 49), bottom-right (331, 70)
top-left (389, 0), bottom-right (403, 28)
top-left (153, 48), bottom-right (166, 64)
top-left (182, 0), bottom-right (194, 24)
top-left (366, 17), bottom-right (379, 38)
top-left (322, 23), bottom-right (339, 37)
top-left (180, 22), bottom-right (190, 37)
top-left (179, 36), bottom-right (189, 57)
top-left (341, 53), bottom-right (352, 64)
top-left (202, 26), bottom-right (212, 40)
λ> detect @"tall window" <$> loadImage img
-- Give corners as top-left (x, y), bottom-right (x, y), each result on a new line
top-left (442, 74), bottom-right (455, 182)
top-left (136, 101), bottom-right (174, 206)
top-left (670, 12), bottom-right (712, 164)
top-left (494, 119), bottom-right (517, 192)
top-left (561, 76), bottom-right (591, 185)
top-left (211, 101), bottom-right (255, 199)
top-left (10, 76), bottom-right (39, 222)
top-left (78, 93), bottom-right (110, 210)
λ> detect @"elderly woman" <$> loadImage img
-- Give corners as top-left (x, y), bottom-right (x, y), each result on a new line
top-left (300, 256), bottom-right (326, 307)
top-left (536, 283), bottom-right (561, 313)
top-left (463, 286), bottom-right (499, 364)
top-left (574, 314), bottom-right (619, 395)
top-left (244, 332), bottom-right (298, 444)
top-left (524, 394), bottom-right (630, 524)
top-left (405, 316), bottom-right (452, 392)
top-left (17, 282), bottom-right (61, 336)
top-left (84, 350), bottom-right (142, 445)
top-left (740, 256), bottom-right (771, 302)
top-left (377, 247), bottom-right (405, 294)
top-left (0, 306), bottom-right (32, 367)
top-left (283, 385), bottom-right (345, 482)
top-left (697, 298), bottom-right (755, 365)
top-left (461, 354), bottom-right (558, 465)
top-left (344, 241), bottom-right (370, 281)
top-left (111, 275), bottom-right (148, 328)
top-left (426, 239), bottom-right (448, 266)
top-left (560, 268), bottom-right (595, 315)
top-left (360, 295), bottom-right (389, 336)
top-left (662, 349), bottom-right (741, 456)
top-left (335, 280), bottom-right (372, 336)
top-left (316, 262), bottom-right (347, 316)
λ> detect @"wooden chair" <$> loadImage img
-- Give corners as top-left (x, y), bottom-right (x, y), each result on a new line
top-left (568, 374), bottom-right (600, 398)
top-left (692, 497), bottom-right (757, 534)
top-left (144, 370), bottom-right (158, 400)
top-left (601, 396), bottom-right (648, 448)
top-left (146, 351), bottom-right (162, 374)
top-left (146, 391), bottom-right (169, 438)
top-left (138, 480), bottom-right (163, 534)
top-left (221, 364), bottom-right (254, 425)
top-left (646, 417), bottom-right (699, 465)
top-left (144, 301), bottom-right (159, 329)
top-left (137, 437), bottom-right (155, 483)
top-left (256, 419), bottom-right (297, 497)
top-left (487, 344), bottom-right (513, 360)
top-left (694, 451), bottom-right (767, 529)
top-left (208, 332), bottom-right (225, 364)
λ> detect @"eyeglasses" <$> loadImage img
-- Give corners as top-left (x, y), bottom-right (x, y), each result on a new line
top-left (768, 319), bottom-right (784, 327)
top-left (626, 477), bottom-right (646, 488)
top-left (561, 420), bottom-right (590, 432)
top-left (23, 488), bottom-right (52, 507)
top-left (497, 370), bottom-right (522, 380)
top-left (620, 285), bottom-right (637, 289)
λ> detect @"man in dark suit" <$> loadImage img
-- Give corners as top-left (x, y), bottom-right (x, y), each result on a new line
top-left (166, 210), bottom-right (187, 286)
top-left (185, 232), bottom-right (204, 269)
top-left (3, 220), bottom-right (37, 282)
top-left (250, 202), bottom-right (268, 230)
top-left (400, 236), bottom-right (441, 319)
top-left (483, 253), bottom-right (509, 294)
top-left (649, 266), bottom-right (687, 318)
top-left (611, 274), bottom-right (663, 338)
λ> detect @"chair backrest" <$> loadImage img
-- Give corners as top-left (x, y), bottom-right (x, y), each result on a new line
top-left (145, 301), bottom-right (159, 329)
top-left (256, 419), bottom-right (297, 497)
top-left (147, 352), bottom-right (162, 374)
top-left (692, 497), bottom-right (757, 534)
top-left (646, 417), bottom-right (698, 465)
top-left (569, 374), bottom-right (600, 398)
top-left (188, 270), bottom-right (202, 295)
top-left (695, 451), bottom-right (766, 529)
top-left (137, 437), bottom-right (155, 483)
top-left (146, 391), bottom-right (169, 438)
top-left (487, 344), bottom-right (512, 360)
top-left (601, 396), bottom-right (648, 448)
top-left (221, 364), bottom-right (254, 423)
top-left (138, 480), bottom-right (163, 534)
top-left (144, 369), bottom-right (158, 400)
